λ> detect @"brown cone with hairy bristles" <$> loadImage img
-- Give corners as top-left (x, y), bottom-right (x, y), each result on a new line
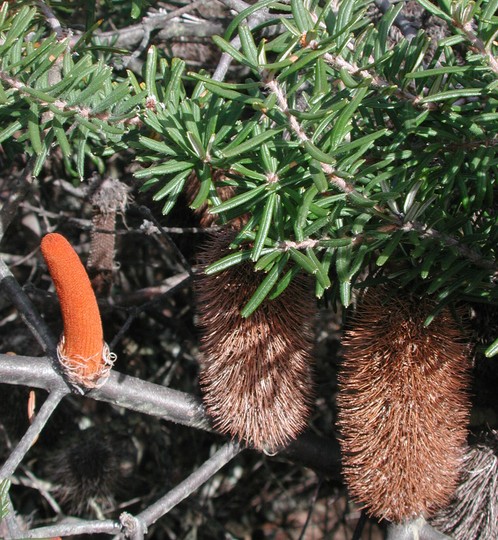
top-left (196, 231), bottom-right (315, 452)
top-left (337, 287), bottom-right (471, 522)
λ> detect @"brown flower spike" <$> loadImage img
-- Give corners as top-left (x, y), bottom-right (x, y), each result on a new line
top-left (196, 232), bottom-right (315, 452)
top-left (337, 287), bottom-right (470, 522)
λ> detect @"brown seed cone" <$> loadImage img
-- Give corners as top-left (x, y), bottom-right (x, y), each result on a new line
top-left (195, 232), bottom-right (315, 452)
top-left (430, 430), bottom-right (498, 540)
top-left (337, 287), bottom-right (471, 522)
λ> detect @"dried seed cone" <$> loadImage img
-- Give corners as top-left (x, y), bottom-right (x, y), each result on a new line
top-left (196, 232), bottom-right (315, 452)
top-left (337, 288), bottom-right (470, 522)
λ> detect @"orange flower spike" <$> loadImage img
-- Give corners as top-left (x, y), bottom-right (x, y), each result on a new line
top-left (41, 233), bottom-right (115, 390)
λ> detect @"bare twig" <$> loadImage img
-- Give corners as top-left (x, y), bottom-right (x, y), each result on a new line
top-left (36, 0), bottom-right (65, 40)
top-left (218, 0), bottom-right (252, 12)
top-left (20, 518), bottom-right (120, 538)
top-left (401, 220), bottom-right (498, 271)
top-left (297, 475), bottom-right (322, 540)
top-left (15, 467), bottom-right (62, 514)
top-left (111, 271), bottom-right (191, 308)
top-left (351, 510), bottom-right (368, 540)
top-left (138, 442), bottom-right (242, 527)
top-left (119, 513), bottom-right (145, 540)
top-left (137, 206), bottom-right (194, 276)
top-left (212, 0), bottom-right (277, 81)
top-left (96, 0), bottom-right (217, 49)
top-left (0, 158), bottom-right (36, 242)
top-left (0, 259), bottom-right (58, 355)
top-left (20, 202), bottom-right (219, 235)
top-left (1, 496), bottom-right (24, 539)
top-left (16, 443), bottom-right (242, 539)
top-left (107, 272), bottom-right (191, 351)
top-left (0, 390), bottom-right (67, 480)
top-left (0, 354), bottom-right (342, 476)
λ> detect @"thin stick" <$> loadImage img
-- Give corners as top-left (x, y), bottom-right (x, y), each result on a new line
top-left (0, 354), bottom-right (342, 475)
top-left (19, 518), bottom-right (120, 538)
top-left (97, 0), bottom-right (214, 48)
top-left (138, 442), bottom-right (242, 527)
top-left (212, 0), bottom-right (277, 81)
top-left (0, 259), bottom-right (58, 355)
top-left (20, 444), bottom-right (241, 538)
top-left (351, 509), bottom-right (368, 540)
top-left (137, 206), bottom-right (194, 276)
top-left (374, 0), bottom-right (418, 40)
top-left (36, 0), bottom-right (65, 39)
top-left (0, 157), bottom-right (36, 242)
top-left (2, 496), bottom-right (24, 538)
top-left (0, 390), bottom-right (66, 479)
top-left (297, 476), bottom-right (322, 540)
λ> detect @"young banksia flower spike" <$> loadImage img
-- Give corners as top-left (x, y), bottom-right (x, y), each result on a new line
top-left (196, 231), bottom-right (315, 452)
top-left (337, 287), bottom-right (471, 522)
top-left (41, 233), bottom-right (115, 391)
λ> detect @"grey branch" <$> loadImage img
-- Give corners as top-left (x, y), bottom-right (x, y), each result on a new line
top-left (137, 442), bottom-right (242, 528)
top-left (212, 0), bottom-right (280, 81)
top-left (15, 443), bottom-right (241, 539)
top-left (0, 158), bottom-right (36, 243)
top-left (36, 0), bottom-right (65, 40)
top-left (95, 0), bottom-right (221, 49)
top-left (0, 354), bottom-right (341, 475)
top-left (0, 390), bottom-right (66, 479)
top-left (0, 259), bottom-right (58, 355)
top-left (18, 518), bottom-right (119, 538)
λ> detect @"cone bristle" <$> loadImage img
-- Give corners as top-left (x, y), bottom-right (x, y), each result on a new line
top-left (196, 232), bottom-right (315, 452)
top-left (337, 287), bottom-right (471, 522)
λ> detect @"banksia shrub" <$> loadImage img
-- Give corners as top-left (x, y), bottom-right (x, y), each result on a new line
top-left (337, 287), bottom-right (471, 522)
top-left (430, 430), bottom-right (498, 540)
top-left (196, 231), bottom-right (315, 452)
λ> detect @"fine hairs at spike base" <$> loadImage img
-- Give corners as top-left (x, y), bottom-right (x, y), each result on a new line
top-left (337, 287), bottom-right (471, 522)
top-left (195, 231), bottom-right (315, 452)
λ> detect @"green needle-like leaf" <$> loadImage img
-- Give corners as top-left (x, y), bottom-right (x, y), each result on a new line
top-left (251, 191), bottom-right (276, 262)
top-left (241, 253), bottom-right (289, 318)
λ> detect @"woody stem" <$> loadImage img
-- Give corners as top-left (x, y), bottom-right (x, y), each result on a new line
top-left (0, 389), bottom-right (67, 479)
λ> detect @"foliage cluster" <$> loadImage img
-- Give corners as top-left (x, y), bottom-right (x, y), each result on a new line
top-left (0, 1), bottom-right (497, 339)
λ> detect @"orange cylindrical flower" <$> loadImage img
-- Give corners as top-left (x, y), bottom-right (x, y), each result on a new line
top-left (41, 233), bottom-right (114, 389)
